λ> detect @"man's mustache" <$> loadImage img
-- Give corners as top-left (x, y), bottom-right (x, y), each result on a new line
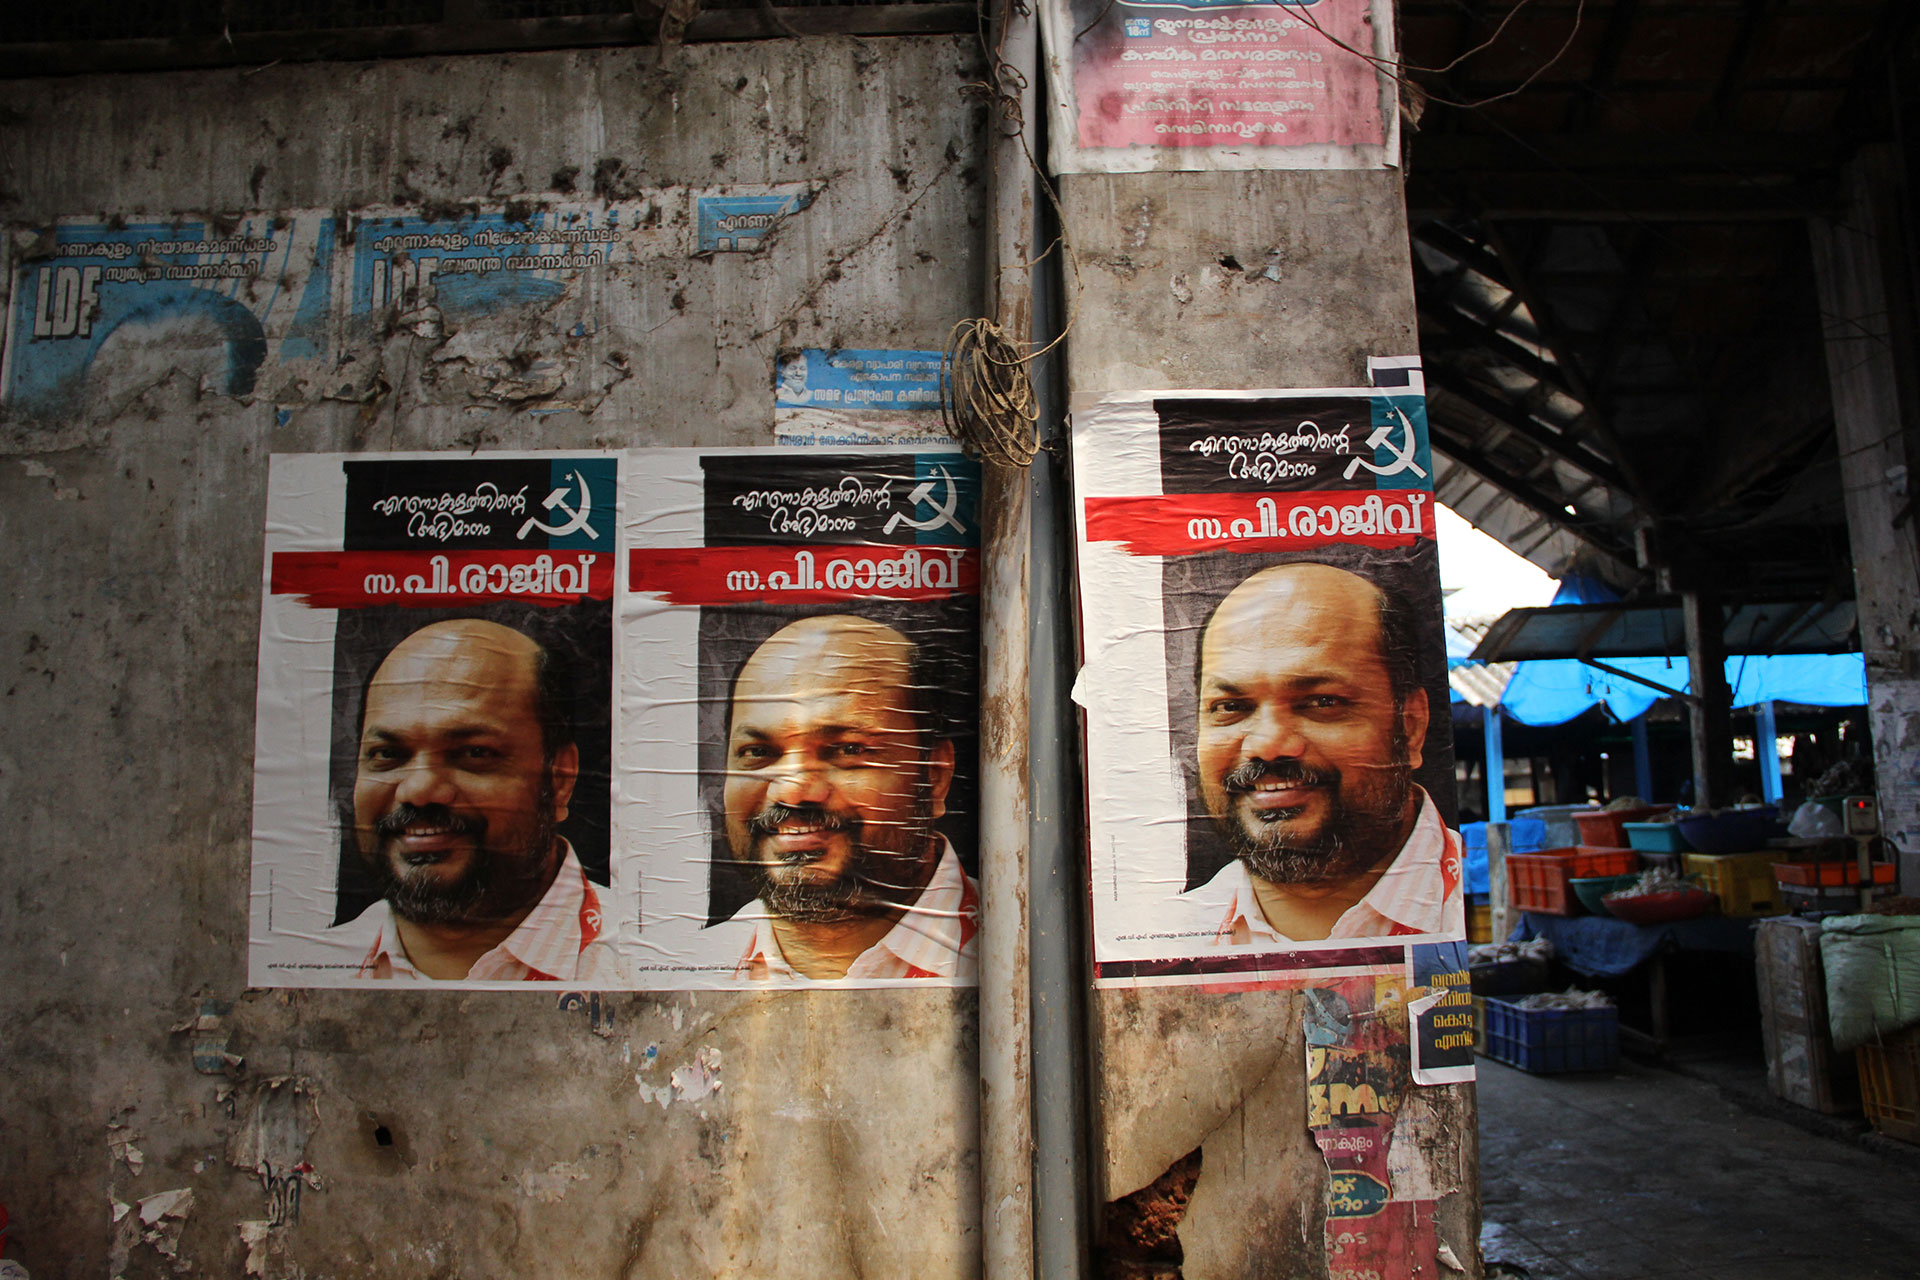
top-left (375, 802), bottom-right (484, 847)
top-left (1222, 757), bottom-right (1338, 794)
top-left (746, 802), bottom-right (859, 861)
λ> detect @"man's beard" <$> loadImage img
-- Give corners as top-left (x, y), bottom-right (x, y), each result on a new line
top-left (744, 779), bottom-right (937, 925)
top-left (1215, 745), bottom-right (1413, 888)
top-left (361, 782), bottom-right (562, 926)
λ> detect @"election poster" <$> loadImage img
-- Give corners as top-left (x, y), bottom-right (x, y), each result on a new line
top-left (2, 213), bottom-right (338, 420)
top-left (3, 189), bottom-right (819, 416)
top-left (249, 451), bottom-right (626, 989)
top-left (622, 448), bottom-right (983, 988)
top-left (1038, 0), bottom-right (1398, 174)
top-left (1071, 385), bottom-right (1464, 988)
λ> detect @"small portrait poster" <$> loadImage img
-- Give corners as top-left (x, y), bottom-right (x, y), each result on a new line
top-left (623, 448), bottom-right (982, 989)
top-left (1070, 385), bottom-right (1464, 987)
top-left (249, 452), bottom-right (626, 988)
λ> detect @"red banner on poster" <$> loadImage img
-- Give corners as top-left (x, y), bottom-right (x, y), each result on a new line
top-left (1084, 489), bottom-right (1431, 556)
top-left (270, 549), bottom-right (614, 608)
top-left (628, 544), bottom-right (978, 605)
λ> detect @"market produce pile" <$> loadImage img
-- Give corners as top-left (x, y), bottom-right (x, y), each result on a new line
top-left (1469, 938), bottom-right (1552, 966)
top-left (1509, 988), bottom-right (1614, 1012)
top-left (1607, 867), bottom-right (1695, 900)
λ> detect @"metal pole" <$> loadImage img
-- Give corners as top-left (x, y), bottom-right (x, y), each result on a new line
top-left (1026, 145), bottom-right (1092, 1280)
top-left (1483, 703), bottom-right (1507, 822)
top-left (1632, 714), bottom-right (1654, 802)
top-left (980, 0), bottom-right (1038, 1274)
top-left (1757, 699), bottom-right (1783, 804)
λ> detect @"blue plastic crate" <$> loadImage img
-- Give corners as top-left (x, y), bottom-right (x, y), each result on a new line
top-left (1481, 998), bottom-right (1619, 1074)
top-left (1461, 817), bottom-right (1550, 896)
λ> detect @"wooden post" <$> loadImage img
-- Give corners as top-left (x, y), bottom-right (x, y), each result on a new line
top-left (1682, 585), bottom-right (1733, 810)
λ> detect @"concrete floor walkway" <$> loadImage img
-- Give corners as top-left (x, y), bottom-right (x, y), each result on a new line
top-left (1477, 1055), bottom-right (1920, 1279)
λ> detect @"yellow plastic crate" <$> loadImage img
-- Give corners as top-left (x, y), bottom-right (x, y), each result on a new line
top-left (1683, 851), bottom-right (1783, 917)
top-left (1468, 902), bottom-right (1492, 944)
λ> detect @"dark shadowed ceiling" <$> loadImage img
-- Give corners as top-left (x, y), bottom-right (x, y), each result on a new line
top-left (1402, 0), bottom-right (1919, 607)
top-left (5, 0), bottom-right (1915, 617)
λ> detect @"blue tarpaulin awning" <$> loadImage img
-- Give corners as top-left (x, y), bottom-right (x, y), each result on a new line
top-left (1493, 576), bottom-right (1866, 726)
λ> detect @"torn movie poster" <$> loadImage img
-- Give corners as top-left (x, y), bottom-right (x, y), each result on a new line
top-left (250, 452), bottom-right (626, 989)
top-left (1038, 0), bottom-right (1398, 174)
top-left (622, 448), bottom-right (982, 989)
top-left (1071, 385), bottom-right (1464, 988)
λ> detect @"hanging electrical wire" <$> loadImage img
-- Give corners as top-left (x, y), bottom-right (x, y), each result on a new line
top-left (1285, 0), bottom-right (1591, 113)
top-left (938, 0), bottom-right (1086, 467)
top-left (943, 317), bottom-right (1041, 466)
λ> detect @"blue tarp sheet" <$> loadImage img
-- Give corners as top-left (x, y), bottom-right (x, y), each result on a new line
top-left (1495, 575), bottom-right (1866, 726)
top-left (1514, 912), bottom-right (1758, 976)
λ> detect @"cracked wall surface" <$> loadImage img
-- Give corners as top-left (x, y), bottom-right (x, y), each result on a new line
top-left (0, 37), bottom-right (987, 1277)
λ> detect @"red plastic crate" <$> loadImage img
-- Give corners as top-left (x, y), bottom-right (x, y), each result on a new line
top-left (1772, 860), bottom-right (1897, 888)
top-left (1507, 846), bottom-right (1638, 915)
top-left (1572, 806), bottom-right (1675, 849)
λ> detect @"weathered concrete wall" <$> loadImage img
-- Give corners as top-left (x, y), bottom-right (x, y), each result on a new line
top-left (1061, 169), bottom-right (1481, 1278)
top-left (0, 38), bottom-right (989, 1276)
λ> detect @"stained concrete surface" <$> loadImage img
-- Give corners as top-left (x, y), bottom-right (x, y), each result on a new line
top-left (1477, 1054), bottom-right (1920, 1279)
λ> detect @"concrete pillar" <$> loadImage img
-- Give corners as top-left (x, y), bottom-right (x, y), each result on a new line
top-left (1061, 169), bottom-right (1478, 1275)
top-left (1810, 145), bottom-right (1920, 886)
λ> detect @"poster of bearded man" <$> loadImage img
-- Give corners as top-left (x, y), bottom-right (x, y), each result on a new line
top-left (1071, 384), bottom-right (1465, 987)
top-left (249, 451), bottom-right (625, 988)
top-left (621, 447), bottom-right (982, 990)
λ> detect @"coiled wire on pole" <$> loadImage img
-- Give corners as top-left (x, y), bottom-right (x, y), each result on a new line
top-left (941, 317), bottom-right (1040, 467)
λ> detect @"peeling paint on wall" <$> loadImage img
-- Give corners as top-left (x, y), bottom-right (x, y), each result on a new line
top-left (223, 1076), bottom-right (321, 1227)
top-left (109, 1188), bottom-right (193, 1277)
top-left (638, 1044), bottom-right (724, 1108)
